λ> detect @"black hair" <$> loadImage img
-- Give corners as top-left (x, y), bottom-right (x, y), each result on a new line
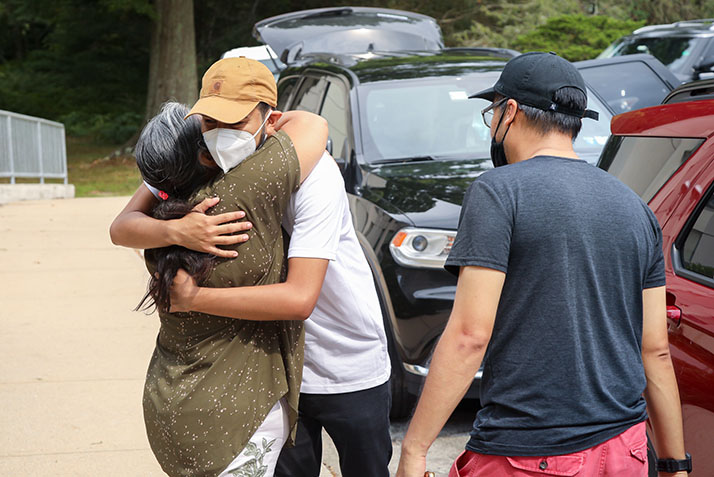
top-left (134, 101), bottom-right (220, 314)
top-left (256, 101), bottom-right (272, 119)
top-left (136, 199), bottom-right (217, 314)
top-left (498, 87), bottom-right (587, 140)
top-left (135, 102), bottom-right (218, 200)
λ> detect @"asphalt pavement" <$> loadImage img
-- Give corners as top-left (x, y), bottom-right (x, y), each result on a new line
top-left (0, 196), bottom-right (473, 476)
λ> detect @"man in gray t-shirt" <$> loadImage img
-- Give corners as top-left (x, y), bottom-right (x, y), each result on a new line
top-left (396, 52), bottom-right (689, 477)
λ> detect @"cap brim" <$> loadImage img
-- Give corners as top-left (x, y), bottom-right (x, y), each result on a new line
top-left (185, 96), bottom-right (259, 124)
top-left (469, 86), bottom-right (496, 101)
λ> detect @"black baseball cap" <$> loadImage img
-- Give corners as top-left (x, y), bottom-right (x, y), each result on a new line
top-left (471, 51), bottom-right (599, 120)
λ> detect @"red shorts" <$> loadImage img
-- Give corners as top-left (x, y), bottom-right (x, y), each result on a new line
top-left (449, 421), bottom-right (648, 477)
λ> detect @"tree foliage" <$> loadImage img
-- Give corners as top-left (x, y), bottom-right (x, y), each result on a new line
top-left (513, 14), bottom-right (644, 61)
top-left (1, 0), bottom-right (713, 144)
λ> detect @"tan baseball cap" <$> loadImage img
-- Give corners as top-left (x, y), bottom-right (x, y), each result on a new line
top-left (186, 57), bottom-right (277, 124)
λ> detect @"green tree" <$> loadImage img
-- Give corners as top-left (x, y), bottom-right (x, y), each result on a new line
top-left (513, 14), bottom-right (644, 60)
top-left (629, 0), bottom-right (714, 24)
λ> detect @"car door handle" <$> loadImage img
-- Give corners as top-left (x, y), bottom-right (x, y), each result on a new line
top-left (666, 305), bottom-right (682, 327)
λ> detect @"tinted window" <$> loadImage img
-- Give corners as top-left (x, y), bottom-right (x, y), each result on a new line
top-left (292, 77), bottom-right (328, 113)
top-left (320, 79), bottom-right (350, 159)
top-left (358, 74), bottom-right (611, 163)
top-left (681, 188), bottom-right (714, 280)
top-left (579, 62), bottom-right (672, 114)
top-left (277, 77), bottom-right (299, 111)
top-left (599, 136), bottom-right (704, 203)
top-left (602, 36), bottom-right (705, 70)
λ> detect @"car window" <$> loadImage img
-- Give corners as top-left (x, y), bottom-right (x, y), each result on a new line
top-left (680, 187), bottom-right (714, 282)
top-left (599, 136), bottom-right (705, 203)
top-left (602, 36), bottom-right (705, 71)
top-left (292, 76), bottom-right (328, 113)
top-left (320, 78), bottom-right (350, 159)
top-left (277, 77), bottom-right (299, 111)
top-left (579, 61), bottom-right (673, 114)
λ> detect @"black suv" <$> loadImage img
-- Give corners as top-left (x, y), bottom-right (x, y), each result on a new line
top-left (255, 6), bottom-right (676, 417)
top-left (599, 19), bottom-right (714, 82)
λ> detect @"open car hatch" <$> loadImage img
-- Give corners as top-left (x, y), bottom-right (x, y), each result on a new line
top-left (253, 7), bottom-right (444, 64)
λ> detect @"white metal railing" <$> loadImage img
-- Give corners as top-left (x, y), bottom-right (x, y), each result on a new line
top-left (0, 109), bottom-right (68, 184)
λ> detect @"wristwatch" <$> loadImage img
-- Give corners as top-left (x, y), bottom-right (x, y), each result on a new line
top-left (656, 453), bottom-right (692, 473)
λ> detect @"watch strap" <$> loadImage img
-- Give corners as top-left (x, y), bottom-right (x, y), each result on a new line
top-left (656, 452), bottom-right (692, 473)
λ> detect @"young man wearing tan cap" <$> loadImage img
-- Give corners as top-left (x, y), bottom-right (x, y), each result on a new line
top-left (112, 57), bottom-right (392, 476)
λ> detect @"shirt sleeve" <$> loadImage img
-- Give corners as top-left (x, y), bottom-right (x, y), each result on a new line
top-left (144, 181), bottom-right (160, 199)
top-left (286, 156), bottom-right (341, 261)
top-left (444, 178), bottom-right (514, 276)
top-left (644, 211), bottom-right (666, 289)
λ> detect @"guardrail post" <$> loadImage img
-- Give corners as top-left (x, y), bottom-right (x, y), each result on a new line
top-left (36, 121), bottom-right (44, 184)
top-left (6, 115), bottom-right (15, 184)
top-left (60, 128), bottom-right (67, 185)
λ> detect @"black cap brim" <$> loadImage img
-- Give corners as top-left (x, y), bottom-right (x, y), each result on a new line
top-left (469, 86), bottom-right (496, 101)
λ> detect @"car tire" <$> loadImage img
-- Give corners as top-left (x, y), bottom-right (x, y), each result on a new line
top-left (360, 243), bottom-right (418, 419)
top-left (387, 333), bottom-right (417, 420)
top-left (370, 271), bottom-right (417, 419)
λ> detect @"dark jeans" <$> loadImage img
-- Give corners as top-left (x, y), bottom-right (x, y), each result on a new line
top-left (275, 381), bottom-right (392, 477)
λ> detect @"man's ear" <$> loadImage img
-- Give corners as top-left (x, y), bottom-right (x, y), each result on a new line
top-left (503, 99), bottom-right (519, 126)
top-left (199, 150), bottom-right (219, 169)
top-left (265, 110), bottom-right (283, 136)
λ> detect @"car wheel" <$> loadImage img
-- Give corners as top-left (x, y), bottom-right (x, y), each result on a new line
top-left (387, 335), bottom-right (417, 420)
top-left (371, 273), bottom-right (416, 419)
top-left (361, 244), bottom-right (418, 419)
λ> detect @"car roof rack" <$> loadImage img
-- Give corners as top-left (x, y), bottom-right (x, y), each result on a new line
top-left (634, 18), bottom-right (714, 34)
top-left (294, 49), bottom-right (438, 67)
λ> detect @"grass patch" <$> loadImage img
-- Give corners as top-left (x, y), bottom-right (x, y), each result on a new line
top-left (66, 136), bottom-right (141, 197)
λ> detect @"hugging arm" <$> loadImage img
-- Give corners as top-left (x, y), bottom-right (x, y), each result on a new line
top-left (109, 184), bottom-right (250, 258)
top-left (274, 110), bottom-right (328, 183)
top-left (170, 257), bottom-right (329, 320)
top-left (108, 111), bottom-right (327, 257)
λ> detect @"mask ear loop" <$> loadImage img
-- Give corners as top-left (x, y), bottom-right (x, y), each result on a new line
top-left (492, 100), bottom-right (507, 141)
top-left (256, 109), bottom-right (273, 149)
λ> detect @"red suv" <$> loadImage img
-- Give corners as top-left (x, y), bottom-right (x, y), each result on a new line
top-left (599, 100), bottom-right (714, 477)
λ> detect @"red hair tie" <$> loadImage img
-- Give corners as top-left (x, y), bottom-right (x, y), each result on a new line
top-left (158, 190), bottom-right (169, 200)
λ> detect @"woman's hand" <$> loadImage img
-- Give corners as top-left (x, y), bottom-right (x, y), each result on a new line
top-left (169, 269), bottom-right (200, 313)
top-left (170, 197), bottom-right (252, 258)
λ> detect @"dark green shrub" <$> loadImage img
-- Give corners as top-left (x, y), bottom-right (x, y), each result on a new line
top-left (513, 14), bottom-right (645, 61)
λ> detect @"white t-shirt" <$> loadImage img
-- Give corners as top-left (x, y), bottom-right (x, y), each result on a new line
top-left (283, 153), bottom-right (391, 394)
top-left (145, 153), bottom-right (391, 394)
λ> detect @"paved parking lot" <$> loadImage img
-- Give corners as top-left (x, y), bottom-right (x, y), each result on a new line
top-left (0, 196), bottom-right (473, 476)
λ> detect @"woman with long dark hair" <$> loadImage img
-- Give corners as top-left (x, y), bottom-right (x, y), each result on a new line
top-left (124, 99), bottom-right (326, 477)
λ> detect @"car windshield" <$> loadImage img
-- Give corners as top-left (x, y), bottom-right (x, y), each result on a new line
top-left (358, 74), bottom-right (612, 164)
top-left (600, 36), bottom-right (705, 72)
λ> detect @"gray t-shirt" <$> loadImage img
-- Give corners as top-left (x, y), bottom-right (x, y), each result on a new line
top-left (445, 155), bottom-right (665, 456)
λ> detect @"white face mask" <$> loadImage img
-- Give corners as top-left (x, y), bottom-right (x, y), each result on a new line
top-left (202, 110), bottom-right (272, 173)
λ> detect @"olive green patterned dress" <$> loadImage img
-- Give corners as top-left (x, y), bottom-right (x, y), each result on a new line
top-left (143, 131), bottom-right (304, 477)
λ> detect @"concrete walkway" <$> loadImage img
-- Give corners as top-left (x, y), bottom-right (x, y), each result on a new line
top-left (0, 197), bottom-right (164, 475)
top-left (0, 196), bottom-right (470, 476)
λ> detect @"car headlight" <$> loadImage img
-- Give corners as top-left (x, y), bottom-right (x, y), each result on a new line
top-left (389, 227), bottom-right (456, 269)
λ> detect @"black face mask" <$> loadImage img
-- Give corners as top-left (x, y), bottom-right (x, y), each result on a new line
top-left (490, 105), bottom-right (511, 168)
